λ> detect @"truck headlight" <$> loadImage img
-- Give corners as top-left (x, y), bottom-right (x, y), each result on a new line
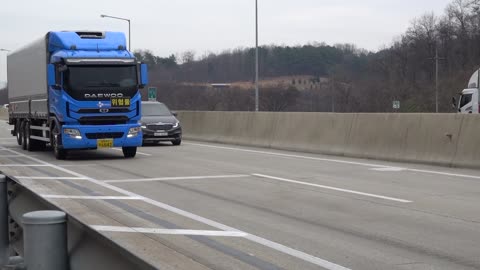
top-left (64, 128), bottom-right (82, 139)
top-left (128, 127), bottom-right (142, 138)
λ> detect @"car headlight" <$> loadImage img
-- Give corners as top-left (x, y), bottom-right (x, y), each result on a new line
top-left (141, 125), bottom-right (147, 129)
top-left (173, 122), bottom-right (180, 128)
top-left (127, 127), bottom-right (142, 138)
top-left (64, 128), bottom-right (82, 139)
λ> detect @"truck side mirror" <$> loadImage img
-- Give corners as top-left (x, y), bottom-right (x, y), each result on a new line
top-left (139, 64), bottom-right (148, 89)
top-left (47, 64), bottom-right (62, 90)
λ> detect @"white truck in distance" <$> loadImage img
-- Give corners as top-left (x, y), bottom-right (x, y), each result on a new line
top-left (454, 69), bottom-right (480, 113)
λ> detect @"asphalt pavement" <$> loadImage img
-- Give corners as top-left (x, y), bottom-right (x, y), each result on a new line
top-left (0, 120), bottom-right (480, 270)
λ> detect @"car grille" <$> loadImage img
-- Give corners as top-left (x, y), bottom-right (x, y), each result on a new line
top-left (147, 124), bottom-right (173, 131)
top-left (85, 132), bottom-right (124, 139)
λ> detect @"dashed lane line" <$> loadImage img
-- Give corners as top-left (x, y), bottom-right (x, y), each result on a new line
top-left (92, 226), bottom-right (248, 237)
top-left (104, 174), bottom-right (250, 183)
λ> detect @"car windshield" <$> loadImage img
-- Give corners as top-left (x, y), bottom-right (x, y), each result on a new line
top-left (65, 65), bottom-right (137, 89)
top-left (142, 103), bottom-right (172, 116)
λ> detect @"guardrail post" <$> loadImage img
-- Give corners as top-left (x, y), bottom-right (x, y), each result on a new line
top-left (22, 211), bottom-right (67, 270)
top-left (0, 175), bottom-right (9, 266)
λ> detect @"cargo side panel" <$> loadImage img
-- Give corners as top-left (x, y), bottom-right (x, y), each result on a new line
top-left (7, 36), bottom-right (49, 112)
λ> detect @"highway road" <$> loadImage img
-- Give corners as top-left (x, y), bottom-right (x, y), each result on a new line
top-left (1, 119), bottom-right (480, 270)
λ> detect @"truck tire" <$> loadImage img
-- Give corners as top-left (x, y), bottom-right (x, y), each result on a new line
top-left (16, 121), bottom-right (23, 146)
top-left (52, 126), bottom-right (67, 160)
top-left (22, 122), bottom-right (29, 151)
top-left (25, 122), bottom-right (35, 152)
top-left (122, 147), bottom-right (137, 158)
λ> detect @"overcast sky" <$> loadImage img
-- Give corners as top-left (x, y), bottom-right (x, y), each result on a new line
top-left (0, 0), bottom-right (453, 84)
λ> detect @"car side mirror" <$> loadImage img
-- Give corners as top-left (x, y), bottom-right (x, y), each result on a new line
top-left (451, 97), bottom-right (457, 109)
top-left (171, 111), bottom-right (178, 117)
top-left (48, 64), bottom-right (63, 90)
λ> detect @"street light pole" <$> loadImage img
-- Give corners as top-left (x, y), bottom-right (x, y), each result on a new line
top-left (429, 44), bottom-right (445, 113)
top-left (255, 0), bottom-right (259, 112)
top-left (100, 14), bottom-right (131, 51)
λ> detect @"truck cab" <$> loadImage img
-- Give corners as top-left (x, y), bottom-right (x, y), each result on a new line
top-left (455, 88), bottom-right (479, 113)
top-left (454, 69), bottom-right (480, 114)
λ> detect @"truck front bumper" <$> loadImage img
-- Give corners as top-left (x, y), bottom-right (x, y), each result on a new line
top-left (61, 124), bottom-right (142, 150)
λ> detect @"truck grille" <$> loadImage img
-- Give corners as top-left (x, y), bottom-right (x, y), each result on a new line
top-left (147, 124), bottom-right (173, 131)
top-left (79, 116), bottom-right (128, 125)
top-left (76, 108), bottom-right (131, 114)
top-left (85, 132), bottom-right (124, 139)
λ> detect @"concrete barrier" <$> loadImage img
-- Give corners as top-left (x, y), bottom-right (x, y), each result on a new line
top-left (270, 113), bottom-right (355, 156)
top-left (178, 111), bottom-right (480, 168)
top-left (453, 115), bottom-right (480, 168)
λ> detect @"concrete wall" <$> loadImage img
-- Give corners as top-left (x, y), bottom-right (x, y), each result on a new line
top-left (177, 111), bottom-right (480, 168)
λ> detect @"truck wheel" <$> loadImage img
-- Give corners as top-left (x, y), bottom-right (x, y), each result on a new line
top-left (25, 122), bottom-right (35, 151)
top-left (22, 122), bottom-right (29, 151)
top-left (122, 147), bottom-right (137, 158)
top-left (16, 121), bottom-right (23, 146)
top-left (52, 127), bottom-right (67, 160)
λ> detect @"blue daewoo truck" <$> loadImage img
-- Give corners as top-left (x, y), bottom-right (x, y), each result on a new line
top-left (7, 31), bottom-right (147, 159)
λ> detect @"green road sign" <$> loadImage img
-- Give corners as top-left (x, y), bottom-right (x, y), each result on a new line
top-left (393, 100), bottom-right (400, 110)
top-left (148, 87), bottom-right (157, 101)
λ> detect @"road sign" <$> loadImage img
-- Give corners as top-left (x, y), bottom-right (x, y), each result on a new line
top-left (393, 100), bottom-right (400, 110)
top-left (148, 87), bottom-right (157, 101)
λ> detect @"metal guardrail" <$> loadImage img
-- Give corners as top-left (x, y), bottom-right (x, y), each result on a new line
top-left (0, 173), bottom-right (157, 270)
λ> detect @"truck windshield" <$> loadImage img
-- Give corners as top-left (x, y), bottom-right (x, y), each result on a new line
top-left (65, 65), bottom-right (137, 89)
top-left (143, 103), bottom-right (172, 116)
top-left (63, 65), bottom-right (139, 100)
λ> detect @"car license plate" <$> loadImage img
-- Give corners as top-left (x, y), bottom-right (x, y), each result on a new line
top-left (97, 139), bottom-right (114, 148)
top-left (154, 132), bottom-right (168, 137)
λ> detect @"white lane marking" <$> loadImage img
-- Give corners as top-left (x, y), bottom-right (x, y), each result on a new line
top-left (244, 234), bottom-right (349, 270)
top-left (0, 164), bottom-right (50, 167)
top-left (0, 155), bottom-right (26, 158)
top-left (15, 176), bottom-right (88, 180)
top-left (108, 148), bottom-right (152, 156)
top-left (104, 174), bottom-right (250, 183)
top-left (407, 168), bottom-right (480, 180)
top-left (92, 226), bottom-right (248, 237)
top-left (1, 147), bottom-right (351, 270)
top-left (0, 138), bottom-right (15, 140)
top-left (252, 174), bottom-right (412, 203)
top-left (187, 142), bottom-right (480, 180)
top-left (59, 164), bottom-right (98, 167)
top-left (370, 167), bottom-right (406, 172)
top-left (42, 195), bottom-right (143, 200)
